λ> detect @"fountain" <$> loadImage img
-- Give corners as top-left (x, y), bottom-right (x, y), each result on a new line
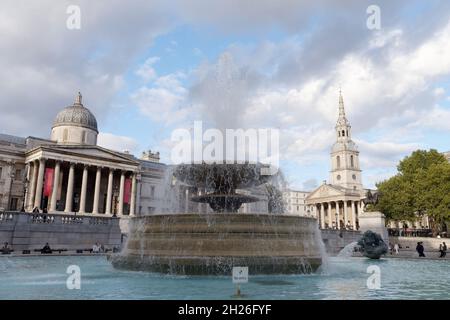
top-left (110, 162), bottom-right (323, 275)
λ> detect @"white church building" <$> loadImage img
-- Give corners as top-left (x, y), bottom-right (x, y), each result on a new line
top-left (306, 92), bottom-right (366, 230)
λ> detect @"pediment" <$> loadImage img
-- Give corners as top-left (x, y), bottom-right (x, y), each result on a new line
top-left (31, 144), bottom-right (139, 165)
top-left (306, 184), bottom-right (346, 201)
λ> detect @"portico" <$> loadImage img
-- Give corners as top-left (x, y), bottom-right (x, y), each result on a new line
top-left (25, 144), bottom-right (140, 216)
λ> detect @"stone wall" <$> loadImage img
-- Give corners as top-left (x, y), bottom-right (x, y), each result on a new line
top-left (389, 236), bottom-right (447, 251)
top-left (0, 211), bottom-right (121, 251)
top-left (321, 229), bottom-right (361, 255)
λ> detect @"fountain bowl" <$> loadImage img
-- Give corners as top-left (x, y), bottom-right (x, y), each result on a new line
top-left (110, 213), bottom-right (323, 275)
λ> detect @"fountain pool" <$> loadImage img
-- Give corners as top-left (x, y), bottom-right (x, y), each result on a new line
top-left (1, 255), bottom-right (449, 299)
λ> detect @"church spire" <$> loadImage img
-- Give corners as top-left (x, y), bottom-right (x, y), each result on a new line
top-left (339, 88), bottom-right (345, 118)
top-left (335, 90), bottom-right (351, 140)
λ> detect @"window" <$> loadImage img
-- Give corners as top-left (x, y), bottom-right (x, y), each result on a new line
top-left (0, 167), bottom-right (2, 179)
top-left (63, 129), bottom-right (68, 142)
top-left (15, 169), bottom-right (21, 180)
top-left (336, 156), bottom-right (341, 169)
top-left (342, 130), bottom-right (345, 137)
top-left (82, 131), bottom-right (87, 144)
top-left (337, 175), bottom-right (341, 181)
top-left (352, 174), bottom-right (357, 180)
top-left (150, 186), bottom-right (155, 198)
top-left (350, 155), bottom-right (354, 168)
top-left (9, 197), bottom-right (18, 211)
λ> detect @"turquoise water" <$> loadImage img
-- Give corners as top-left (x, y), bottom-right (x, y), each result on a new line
top-left (0, 255), bottom-right (449, 299)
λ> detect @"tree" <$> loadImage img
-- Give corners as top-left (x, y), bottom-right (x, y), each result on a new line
top-left (375, 149), bottom-right (450, 234)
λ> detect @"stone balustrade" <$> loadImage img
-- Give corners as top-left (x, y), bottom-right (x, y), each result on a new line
top-left (0, 211), bottom-right (121, 251)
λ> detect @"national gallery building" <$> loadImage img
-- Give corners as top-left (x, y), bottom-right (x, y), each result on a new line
top-left (0, 93), bottom-right (166, 229)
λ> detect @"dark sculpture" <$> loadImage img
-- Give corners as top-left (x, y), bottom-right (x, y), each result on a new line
top-left (357, 230), bottom-right (388, 259)
top-left (362, 189), bottom-right (380, 211)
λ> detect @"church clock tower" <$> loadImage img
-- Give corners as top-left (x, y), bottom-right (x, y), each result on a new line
top-left (330, 91), bottom-right (363, 191)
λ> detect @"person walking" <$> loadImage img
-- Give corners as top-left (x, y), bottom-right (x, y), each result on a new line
top-left (394, 243), bottom-right (399, 254)
top-left (442, 242), bottom-right (447, 258)
top-left (439, 243), bottom-right (444, 258)
top-left (416, 242), bottom-right (425, 257)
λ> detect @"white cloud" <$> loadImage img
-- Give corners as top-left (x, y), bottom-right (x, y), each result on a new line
top-left (131, 71), bottom-right (189, 124)
top-left (97, 132), bottom-right (139, 153)
top-left (135, 56), bottom-right (160, 81)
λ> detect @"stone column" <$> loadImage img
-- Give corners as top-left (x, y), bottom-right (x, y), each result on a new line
top-left (64, 163), bottom-right (75, 213)
top-left (34, 158), bottom-right (46, 210)
top-left (105, 168), bottom-right (114, 215)
top-left (327, 202), bottom-right (332, 228)
top-left (118, 171), bottom-right (125, 216)
top-left (336, 201), bottom-right (341, 229)
top-left (136, 179), bottom-right (141, 215)
top-left (92, 166), bottom-right (102, 214)
top-left (78, 165), bottom-right (88, 214)
top-left (27, 161), bottom-right (38, 211)
top-left (343, 200), bottom-right (349, 229)
top-left (49, 161), bottom-right (61, 212)
top-left (319, 203), bottom-right (325, 229)
top-left (351, 201), bottom-right (356, 230)
top-left (129, 173), bottom-right (137, 216)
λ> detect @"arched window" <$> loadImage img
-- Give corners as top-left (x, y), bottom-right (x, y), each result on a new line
top-left (342, 130), bottom-right (345, 137)
top-left (63, 129), bottom-right (68, 142)
top-left (350, 155), bottom-right (354, 168)
top-left (338, 131), bottom-right (341, 137)
top-left (82, 131), bottom-right (87, 144)
top-left (336, 156), bottom-right (341, 169)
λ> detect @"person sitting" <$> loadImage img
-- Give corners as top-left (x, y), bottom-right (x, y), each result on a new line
top-left (1, 242), bottom-right (12, 255)
top-left (92, 243), bottom-right (100, 253)
top-left (41, 242), bottom-right (52, 254)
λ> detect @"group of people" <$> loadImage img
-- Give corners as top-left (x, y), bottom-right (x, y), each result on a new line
top-left (1, 242), bottom-right (12, 254)
top-left (388, 242), bottom-right (400, 255)
top-left (92, 242), bottom-right (105, 253)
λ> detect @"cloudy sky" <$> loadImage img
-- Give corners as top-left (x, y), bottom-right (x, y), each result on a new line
top-left (2, 0), bottom-right (450, 190)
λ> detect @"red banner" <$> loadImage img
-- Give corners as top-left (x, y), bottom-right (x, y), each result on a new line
top-left (124, 178), bottom-right (131, 204)
top-left (43, 168), bottom-right (54, 197)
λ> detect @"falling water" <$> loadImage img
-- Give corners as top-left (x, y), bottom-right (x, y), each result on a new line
top-left (337, 241), bottom-right (358, 258)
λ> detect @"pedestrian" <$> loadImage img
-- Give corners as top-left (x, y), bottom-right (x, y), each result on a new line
top-left (394, 243), bottom-right (399, 254)
top-left (443, 242), bottom-right (447, 258)
top-left (416, 242), bottom-right (425, 257)
top-left (1, 242), bottom-right (12, 254)
top-left (389, 242), bottom-right (393, 255)
top-left (439, 243), bottom-right (444, 258)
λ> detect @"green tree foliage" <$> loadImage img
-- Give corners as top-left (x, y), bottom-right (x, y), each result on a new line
top-left (376, 149), bottom-right (450, 233)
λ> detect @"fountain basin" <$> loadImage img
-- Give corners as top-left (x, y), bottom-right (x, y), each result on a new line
top-left (110, 213), bottom-right (323, 275)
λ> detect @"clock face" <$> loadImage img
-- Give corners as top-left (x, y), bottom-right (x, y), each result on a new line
top-left (352, 174), bottom-right (356, 180)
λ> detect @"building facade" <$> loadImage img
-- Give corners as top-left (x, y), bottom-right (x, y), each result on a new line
top-left (283, 189), bottom-right (315, 217)
top-left (306, 92), bottom-right (365, 230)
top-left (0, 93), bottom-right (167, 234)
